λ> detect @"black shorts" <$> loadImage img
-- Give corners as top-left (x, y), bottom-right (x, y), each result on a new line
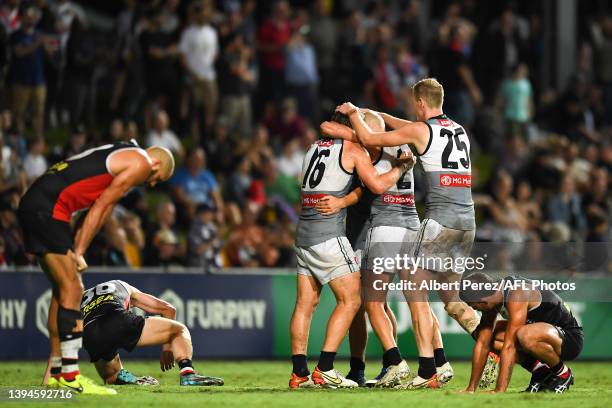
top-left (83, 311), bottom-right (146, 362)
top-left (17, 210), bottom-right (72, 255)
top-left (557, 326), bottom-right (584, 361)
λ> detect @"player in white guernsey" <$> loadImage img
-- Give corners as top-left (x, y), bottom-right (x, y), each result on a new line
top-left (289, 113), bottom-right (414, 389)
top-left (335, 78), bottom-right (482, 389)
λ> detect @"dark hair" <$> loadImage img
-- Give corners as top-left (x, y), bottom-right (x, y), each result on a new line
top-left (459, 272), bottom-right (497, 302)
top-left (330, 111), bottom-right (352, 129)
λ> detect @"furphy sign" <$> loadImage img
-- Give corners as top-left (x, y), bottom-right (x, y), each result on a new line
top-left (0, 272), bottom-right (274, 359)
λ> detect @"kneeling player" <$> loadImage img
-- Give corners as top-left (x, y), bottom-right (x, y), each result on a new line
top-left (460, 273), bottom-right (583, 393)
top-left (81, 280), bottom-right (224, 386)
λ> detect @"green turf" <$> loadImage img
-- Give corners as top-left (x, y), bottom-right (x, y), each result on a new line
top-left (0, 361), bottom-right (610, 407)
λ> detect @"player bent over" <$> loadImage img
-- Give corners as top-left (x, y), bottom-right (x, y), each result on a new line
top-left (19, 141), bottom-right (175, 394)
top-left (289, 114), bottom-right (414, 389)
top-left (460, 273), bottom-right (583, 393)
top-left (81, 280), bottom-right (224, 387)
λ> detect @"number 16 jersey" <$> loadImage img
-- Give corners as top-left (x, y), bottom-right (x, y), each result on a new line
top-left (295, 138), bottom-right (353, 247)
top-left (418, 114), bottom-right (475, 230)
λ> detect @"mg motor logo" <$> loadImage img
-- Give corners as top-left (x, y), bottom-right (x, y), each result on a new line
top-left (439, 174), bottom-right (471, 187)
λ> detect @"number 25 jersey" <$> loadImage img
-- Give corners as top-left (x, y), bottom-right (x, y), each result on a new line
top-left (295, 138), bottom-right (353, 247)
top-left (418, 114), bottom-right (475, 230)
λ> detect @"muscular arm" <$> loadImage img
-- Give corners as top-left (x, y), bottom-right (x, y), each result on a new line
top-left (346, 142), bottom-right (408, 194)
top-left (128, 285), bottom-right (177, 320)
top-left (74, 153), bottom-right (152, 263)
top-left (347, 109), bottom-right (428, 149)
top-left (466, 311), bottom-right (497, 391)
top-left (495, 293), bottom-right (529, 392)
top-left (319, 121), bottom-right (359, 142)
top-left (379, 112), bottom-right (413, 129)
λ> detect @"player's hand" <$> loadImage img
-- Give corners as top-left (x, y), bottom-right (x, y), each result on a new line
top-left (320, 121), bottom-right (353, 139)
top-left (396, 150), bottom-right (416, 171)
top-left (336, 102), bottom-right (358, 115)
top-left (74, 253), bottom-right (88, 272)
top-left (315, 195), bottom-right (344, 216)
top-left (160, 348), bottom-right (174, 372)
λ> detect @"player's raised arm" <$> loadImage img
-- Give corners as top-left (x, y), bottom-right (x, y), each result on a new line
top-left (345, 141), bottom-right (413, 194)
top-left (73, 151), bottom-right (152, 271)
top-left (337, 102), bottom-right (428, 149)
top-left (465, 310), bottom-right (497, 392)
top-left (495, 292), bottom-right (529, 392)
top-left (128, 285), bottom-right (177, 320)
top-left (319, 120), bottom-right (359, 142)
top-left (378, 111), bottom-right (413, 129)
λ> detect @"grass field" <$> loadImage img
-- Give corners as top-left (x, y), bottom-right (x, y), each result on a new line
top-left (0, 361), bottom-right (611, 407)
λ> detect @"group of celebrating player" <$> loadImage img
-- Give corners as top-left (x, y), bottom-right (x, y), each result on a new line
top-left (17, 77), bottom-right (582, 396)
top-left (290, 78), bottom-right (583, 393)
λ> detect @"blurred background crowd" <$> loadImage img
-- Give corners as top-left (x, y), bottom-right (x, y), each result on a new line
top-left (0, 0), bottom-right (609, 272)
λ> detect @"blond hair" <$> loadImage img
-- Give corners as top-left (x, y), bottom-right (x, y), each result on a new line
top-left (412, 78), bottom-right (444, 109)
top-left (362, 110), bottom-right (385, 131)
top-left (146, 146), bottom-right (175, 181)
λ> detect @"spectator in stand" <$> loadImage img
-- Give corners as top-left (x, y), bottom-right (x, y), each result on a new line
top-left (285, 26), bottom-right (318, 122)
top-left (309, 0), bottom-right (337, 101)
top-left (0, 202), bottom-right (25, 265)
top-left (23, 136), bottom-right (46, 184)
top-left (498, 62), bottom-right (534, 139)
top-left (109, 118), bottom-right (124, 142)
top-left (218, 32), bottom-right (254, 138)
top-left (225, 155), bottom-right (252, 208)
top-left (121, 210), bottom-right (145, 268)
top-left (1, 110), bottom-right (26, 159)
top-left (146, 110), bottom-right (184, 160)
top-left (140, 8), bottom-right (179, 129)
top-left (431, 21), bottom-right (481, 128)
top-left (372, 44), bottom-right (401, 113)
top-left (277, 138), bottom-right (302, 180)
top-left (61, 123), bottom-right (88, 158)
top-left (546, 173), bottom-right (587, 239)
top-left (0, 0), bottom-right (20, 34)
top-left (171, 147), bottom-right (224, 224)
top-left (145, 201), bottom-right (185, 266)
top-left (179, 0), bottom-right (218, 140)
top-left (262, 158), bottom-right (299, 206)
top-left (204, 118), bottom-right (235, 174)
top-left (243, 124), bottom-right (274, 176)
top-left (0, 131), bottom-right (26, 195)
top-left (263, 98), bottom-right (305, 146)
top-left (256, 0), bottom-right (291, 107)
top-left (187, 202), bottom-right (222, 271)
top-left (125, 120), bottom-right (139, 143)
top-left (9, 6), bottom-right (51, 138)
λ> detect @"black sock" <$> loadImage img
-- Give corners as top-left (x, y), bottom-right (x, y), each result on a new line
top-left (550, 361), bottom-right (565, 376)
top-left (50, 367), bottom-right (61, 376)
top-left (178, 359), bottom-right (195, 376)
top-left (434, 348), bottom-right (447, 367)
top-left (418, 357), bottom-right (436, 379)
top-left (520, 355), bottom-right (537, 372)
top-left (291, 354), bottom-right (310, 377)
top-left (317, 351), bottom-right (336, 372)
top-left (382, 352), bottom-right (390, 368)
top-left (349, 357), bottom-right (365, 372)
top-left (383, 347), bottom-right (402, 366)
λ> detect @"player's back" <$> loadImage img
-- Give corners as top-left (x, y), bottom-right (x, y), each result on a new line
top-left (418, 114), bottom-right (475, 230)
top-left (295, 138), bottom-right (353, 247)
top-left (81, 280), bottom-right (132, 326)
top-left (20, 141), bottom-right (144, 221)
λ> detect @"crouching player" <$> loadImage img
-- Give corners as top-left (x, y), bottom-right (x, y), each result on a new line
top-left (80, 280), bottom-right (224, 387)
top-left (460, 273), bottom-right (583, 393)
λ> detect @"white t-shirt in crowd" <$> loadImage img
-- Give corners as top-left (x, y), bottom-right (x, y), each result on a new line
top-left (24, 153), bottom-right (47, 181)
top-left (146, 129), bottom-right (182, 154)
top-left (277, 151), bottom-right (303, 178)
top-left (179, 24), bottom-right (218, 81)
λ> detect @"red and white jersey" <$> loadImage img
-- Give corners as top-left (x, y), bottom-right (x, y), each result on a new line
top-left (418, 114), bottom-right (475, 230)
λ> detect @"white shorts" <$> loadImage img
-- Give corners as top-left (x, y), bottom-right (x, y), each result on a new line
top-left (295, 237), bottom-right (359, 285)
top-left (363, 225), bottom-right (419, 274)
top-left (413, 218), bottom-right (475, 274)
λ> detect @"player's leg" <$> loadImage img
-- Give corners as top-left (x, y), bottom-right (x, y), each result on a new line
top-left (431, 310), bottom-right (454, 384)
top-left (137, 316), bottom-right (223, 386)
top-left (437, 272), bottom-right (481, 335)
top-left (42, 252), bottom-right (84, 381)
top-left (289, 273), bottom-right (322, 387)
top-left (317, 271), bottom-right (361, 369)
top-left (94, 354), bottom-right (159, 386)
top-left (42, 292), bottom-right (61, 386)
top-left (346, 305), bottom-right (367, 385)
top-left (516, 323), bottom-right (577, 393)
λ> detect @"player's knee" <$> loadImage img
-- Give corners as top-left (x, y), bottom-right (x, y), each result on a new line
top-left (57, 306), bottom-right (82, 340)
top-left (444, 301), bottom-right (466, 319)
top-left (365, 301), bottom-right (384, 315)
top-left (171, 321), bottom-right (188, 337)
top-left (296, 295), bottom-right (319, 311)
top-left (339, 296), bottom-right (361, 313)
top-left (516, 326), bottom-right (537, 350)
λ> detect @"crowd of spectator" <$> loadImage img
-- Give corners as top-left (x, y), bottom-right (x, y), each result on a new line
top-left (0, 0), bottom-right (609, 273)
